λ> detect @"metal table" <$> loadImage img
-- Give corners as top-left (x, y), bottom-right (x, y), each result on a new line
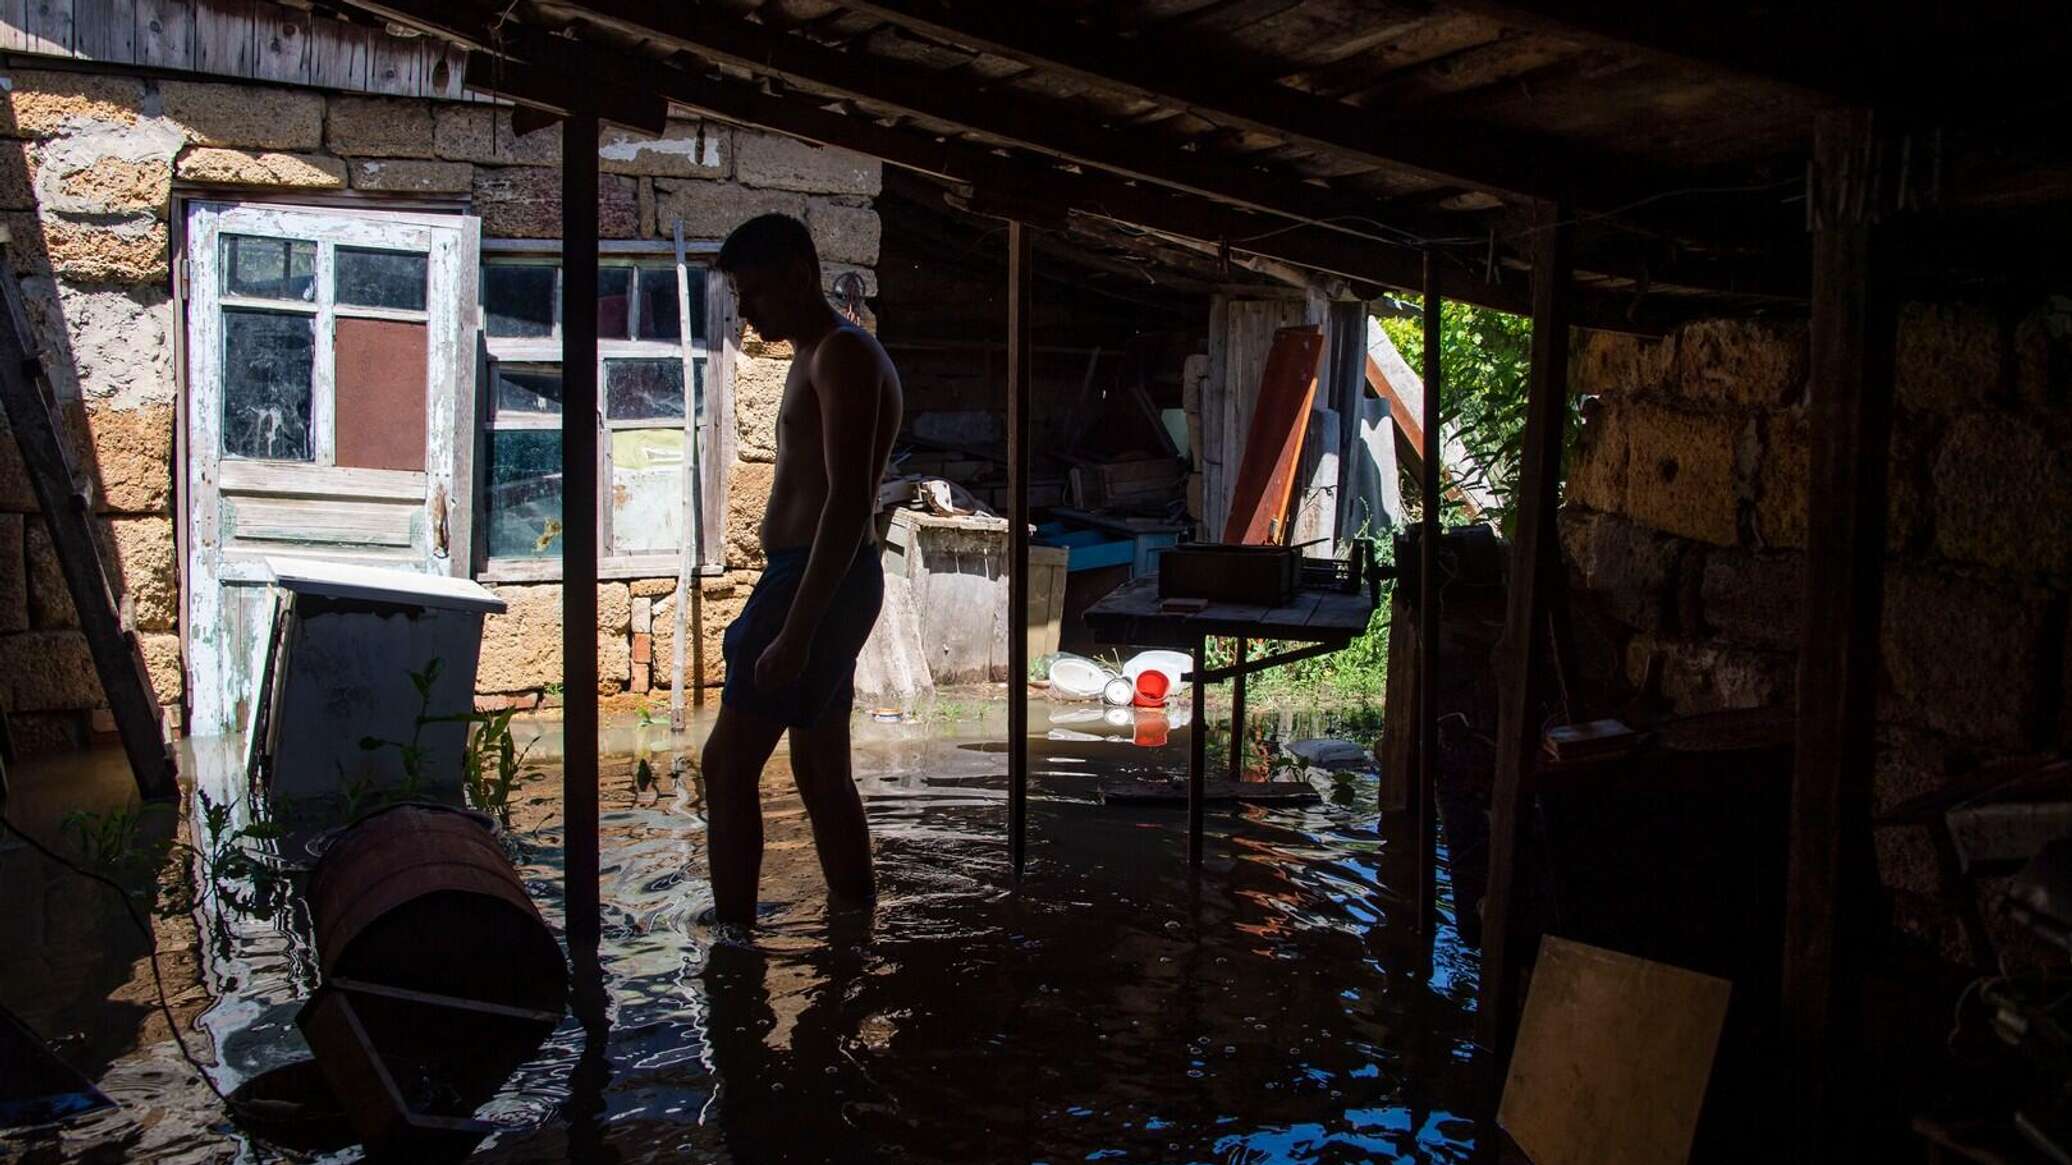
top-left (1081, 575), bottom-right (1376, 865)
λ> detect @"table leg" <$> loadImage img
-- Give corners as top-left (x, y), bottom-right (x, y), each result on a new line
top-left (1229, 636), bottom-right (1247, 783)
top-left (1190, 634), bottom-right (1207, 867)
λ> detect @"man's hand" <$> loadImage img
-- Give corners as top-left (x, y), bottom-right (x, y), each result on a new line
top-left (754, 628), bottom-right (810, 693)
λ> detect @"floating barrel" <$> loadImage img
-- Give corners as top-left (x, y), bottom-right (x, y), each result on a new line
top-left (297, 805), bottom-right (566, 1160)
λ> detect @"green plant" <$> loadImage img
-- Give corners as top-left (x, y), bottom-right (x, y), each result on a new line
top-left (60, 802), bottom-right (155, 872)
top-left (1377, 296), bottom-right (1560, 536)
top-left (635, 700), bottom-right (657, 728)
top-left (457, 708), bottom-right (542, 827)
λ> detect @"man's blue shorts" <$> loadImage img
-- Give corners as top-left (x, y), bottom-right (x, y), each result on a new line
top-left (721, 543), bottom-right (885, 729)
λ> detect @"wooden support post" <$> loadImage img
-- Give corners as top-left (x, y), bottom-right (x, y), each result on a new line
top-left (1782, 108), bottom-right (1901, 1153)
top-left (1190, 634), bottom-right (1208, 867)
top-left (1229, 637), bottom-right (1247, 782)
top-left (1007, 221), bottom-right (1032, 882)
top-left (562, 113), bottom-right (602, 961)
top-left (1416, 253), bottom-right (1442, 937)
top-left (1477, 198), bottom-right (1573, 1065)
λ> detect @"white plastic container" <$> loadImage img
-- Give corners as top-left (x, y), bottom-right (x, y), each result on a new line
top-left (1047, 654), bottom-right (1115, 700)
top-left (1122, 650), bottom-right (1192, 692)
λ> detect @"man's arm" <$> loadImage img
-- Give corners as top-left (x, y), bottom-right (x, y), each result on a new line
top-left (756, 330), bottom-right (882, 688)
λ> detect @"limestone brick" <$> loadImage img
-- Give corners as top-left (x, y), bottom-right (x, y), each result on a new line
top-left (1697, 548), bottom-right (1802, 651)
top-left (160, 81), bottom-right (324, 150)
top-left (1673, 318), bottom-right (1807, 407)
top-left (1897, 301), bottom-right (2002, 414)
top-left (105, 516), bottom-right (177, 632)
top-left (1570, 329), bottom-right (1673, 398)
top-left (601, 120), bottom-right (727, 178)
top-left (1932, 412), bottom-right (2072, 578)
top-left (325, 96), bottom-right (435, 158)
top-left (652, 178), bottom-right (804, 243)
top-left (432, 106), bottom-right (559, 165)
top-left (1881, 567), bottom-right (2046, 747)
top-left (0, 514), bottom-right (24, 633)
top-left (476, 583), bottom-right (633, 695)
top-left (1563, 397), bottom-right (1627, 515)
top-left (1, 71), bottom-right (145, 137)
top-left (1558, 508), bottom-right (1684, 633)
top-left (175, 147), bottom-right (346, 188)
top-left (348, 158), bottom-right (472, 193)
top-left (725, 461), bottom-right (774, 570)
top-left (734, 133), bottom-right (880, 195)
top-left (138, 632), bottom-right (182, 705)
top-left (1619, 402), bottom-right (1741, 546)
top-left (73, 402), bottom-right (175, 514)
top-left (732, 354), bottom-right (789, 463)
top-left (472, 166), bottom-right (638, 239)
top-left (2, 630), bottom-right (103, 711)
top-left (8, 214), bottom-right (169, 284)
top-left (806, 199), bottom-right (880, 266)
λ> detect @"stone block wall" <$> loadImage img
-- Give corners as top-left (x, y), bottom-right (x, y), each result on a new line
top-left (0, 64), bottom-right (879, 747)
top-left (1563, 297), bottom-right (2072, 963)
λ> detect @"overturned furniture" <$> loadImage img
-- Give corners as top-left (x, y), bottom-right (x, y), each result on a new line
top-left (248, 559), bottom-right (505, 807)
top-left (298, 805), bottom-right (566, 1160)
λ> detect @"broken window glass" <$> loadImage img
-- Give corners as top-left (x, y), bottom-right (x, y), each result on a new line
top-left (222, 309), bottom-right (315, 460)
top-left (610, 429), bottom-right (684, 553)
top-left (495, 365), bottom-right (563, 415)
top-left (604, 358), bottom-right (685, 420)
top-left (597, 267), bottom-right (633, 340)
top-left (336, 247), bottom-right (428, 311)
top-left (487, 429), bottom-right (563, 559)
top-left (484, 264), bottom-right (557, 337)
top-left (636, 264), bottom-right (680, 341)
top-left (222, 234), bottom-right (316, 302)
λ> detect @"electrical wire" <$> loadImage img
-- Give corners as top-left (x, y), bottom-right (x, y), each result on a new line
top-left (0, 813), bottom-right (228, 1107)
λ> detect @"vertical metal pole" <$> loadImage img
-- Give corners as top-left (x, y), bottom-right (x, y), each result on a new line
top-left (1190, 634), bottom-right (1207, 867)
top-left (1476, 198), bottom-right (1572, 1065)
top-left (1784, 108), bottom-right (1896, 1155)
top-left (562, 113), bottom-right (601, 961)
top-left (1007, 222), bottom-right (1032, 882)
top-left (1228, 637), bottom-right (1246, 782)
top-left (1416, 255), bottom-right (1442, 937)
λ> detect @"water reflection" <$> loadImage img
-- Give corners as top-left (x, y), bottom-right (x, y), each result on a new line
top-left (2, 700), bottom-right (1483, 1164)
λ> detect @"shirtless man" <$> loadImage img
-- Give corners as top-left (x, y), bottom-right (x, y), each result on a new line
top-left (702, 213), bottom-right (902, 929)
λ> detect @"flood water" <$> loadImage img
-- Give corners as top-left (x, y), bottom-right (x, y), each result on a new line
top-left (2, 698), bottom-right (1485, 1164)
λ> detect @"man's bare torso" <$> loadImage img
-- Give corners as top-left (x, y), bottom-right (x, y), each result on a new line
top-left (759, 324), bottom-right (903, 553)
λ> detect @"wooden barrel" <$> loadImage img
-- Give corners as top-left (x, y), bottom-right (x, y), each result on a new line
top-left (306, 805), bottom-right (566, 1014)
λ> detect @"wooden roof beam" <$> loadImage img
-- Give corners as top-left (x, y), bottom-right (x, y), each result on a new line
top-left (551, 1), bottom-right (1802, 300)
top-left (820, 0), bottom-right (1796, 243)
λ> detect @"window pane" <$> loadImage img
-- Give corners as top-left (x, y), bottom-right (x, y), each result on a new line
top-left (222, 309), bottom-right (315, 460)
top-left (604, 358), bottom-right (684, 420)
top-left (222, 234), bottom-right (315, 302)
top-left (494, 366), bottom-right (563, 415)
top-left (610, 429), bottom-right (683, 553)
top-left (487, 430), bottom-right (563, 559)
top-left (485, 264), bottom-right (556, 337)
top-left (337, 247), bottom-right (428, 311)
top-left (597, 266), bottom-right (632, 340)
top-left (636, 264), bottom-right (679, 341)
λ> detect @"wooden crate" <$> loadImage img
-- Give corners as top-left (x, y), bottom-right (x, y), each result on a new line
top-left (1029, 545), bottom-right (1069, 659)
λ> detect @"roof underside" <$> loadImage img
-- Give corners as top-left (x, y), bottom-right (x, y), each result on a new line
top-left (344, 0), bottom-right (2072, 330)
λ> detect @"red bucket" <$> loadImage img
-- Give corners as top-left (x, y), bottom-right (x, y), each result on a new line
top-left (1133, 669), bottom-right (1170, 707)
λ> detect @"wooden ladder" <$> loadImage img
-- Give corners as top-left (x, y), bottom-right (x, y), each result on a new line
top-left (0, 242), bottom-right (177, 800)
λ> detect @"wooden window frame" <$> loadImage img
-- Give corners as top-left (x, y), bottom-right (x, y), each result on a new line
top-left (476, 239), bottom-right (731, 583)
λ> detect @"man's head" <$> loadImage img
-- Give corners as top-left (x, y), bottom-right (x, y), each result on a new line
top-left (718, 213), bottom-right (825, 342)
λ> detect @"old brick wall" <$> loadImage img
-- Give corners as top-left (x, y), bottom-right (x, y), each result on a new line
top-left (1563, 298), bottom-right (2072, 962)
top-left (0, 65), bottom-right (878, 748)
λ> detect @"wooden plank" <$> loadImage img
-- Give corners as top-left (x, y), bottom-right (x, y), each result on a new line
top-left (367, 25), bottom-right (420, 94)
top-left (192, 0), bottom-right (253, 78)
top-left (1477, 197), bottom-right (1573, 1066)
top-left (22, 0), bottom-right (75, 55)
top-left (1498, 937), bottom-right (1732, 1165)
top-left (225, 497), bottom-right (416, 547)
top-left (306, 13), bottom-right (369, 91)
top-left (560, 112), bottom-right (602, 961)
top-left (1007, 220), bottom-right (1033, 880)
top-left (1782, 107), bottom-right (1902, 1153)
top-left (251, 3), bottom-right (309, 84)
top-left (0, 0), bottom-right (28, 52)
top-left (219, 460), bottom-right (427, 502)
top-left (133, 0), bottom-right (191, 69)
top-left (1416, 253), bottom-right (1441, 937)
top-left (72, 0), bottom-right (136, 62)
top-left (423, 37), bottom-right (466, 99)
top-left (1223, 325), bottom-right (1324, 544)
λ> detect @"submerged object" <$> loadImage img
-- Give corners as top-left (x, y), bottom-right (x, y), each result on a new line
top-left (297, 805), bottom-right (565, 1161)
top-left (1132, 669), bottom-right (1171, 708)
top-left (1048, 654), bottom-right (1115, 700)
top-left (1102, 676), bottom-right (1137, 706)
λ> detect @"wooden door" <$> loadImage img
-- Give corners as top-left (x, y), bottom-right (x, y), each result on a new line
top-left (183, 202), bottom-right (479, 737)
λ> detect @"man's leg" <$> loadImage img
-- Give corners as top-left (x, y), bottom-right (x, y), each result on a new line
top-left (789, 711), bottom-right (875, 908)
top-left (701, 705), bottom-right (788, 927)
